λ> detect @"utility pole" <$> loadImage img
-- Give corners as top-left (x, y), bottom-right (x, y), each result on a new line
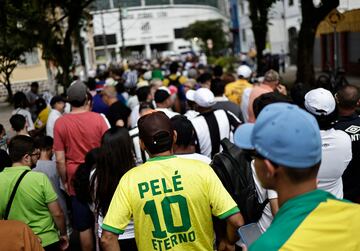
top-left (101, 10), bottom-right (110, 62)
top-left (119, 6), bottom-right (125, 59)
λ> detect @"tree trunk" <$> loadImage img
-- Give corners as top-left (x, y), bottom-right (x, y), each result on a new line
top-left (296, 0), bottom-right (340, 87)
top-left (4, 76), bottom-right (13, 102)
top-left (296, 22), bottom-right (317, 86)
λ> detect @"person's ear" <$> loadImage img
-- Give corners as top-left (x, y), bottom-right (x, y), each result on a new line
top-left (172, 130), bottom-right (177, 146)
top-left (263, 159), bottom-right (277, 178)
top-left (334, 93), bottom-right (340, 104)
top-left (140, 139), bottom-right (146, 151)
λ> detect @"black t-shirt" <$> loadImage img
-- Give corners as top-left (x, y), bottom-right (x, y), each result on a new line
top-left (334, 113), bottom-right (360, 200)
top-left (106, 101), bottom-right (131, 128)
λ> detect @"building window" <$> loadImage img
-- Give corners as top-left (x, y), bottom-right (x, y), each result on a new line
top-left (145, 0), bottom-right (170, 5)
top-left (173, 0), bottom-right (218, 8)
top-left (174, 28), bottom-right (185, 39)
top-left (94, 34), bottom-right (117, 46)
top-left (289, 0), bottom-right (294, 6)
top-left (113, 0), bottom-right (141, 8)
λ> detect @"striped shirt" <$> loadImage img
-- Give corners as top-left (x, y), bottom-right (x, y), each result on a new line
top-left (191, 109), bottom-right (241, 158)
top-left (129, 127), bottom-right (149, 165)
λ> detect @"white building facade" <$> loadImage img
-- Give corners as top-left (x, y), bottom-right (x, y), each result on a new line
top-left (90, 0), bottom-right (230, 63)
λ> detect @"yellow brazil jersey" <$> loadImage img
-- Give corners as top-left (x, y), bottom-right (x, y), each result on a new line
top-left (163, 74), bottom-right (187, 87)
top-left (103, 156), bottom-right (239, 251)
top-left (224, 79), bottom-right (252, 105)
top-left (35, 106), bottom-right (50, 129)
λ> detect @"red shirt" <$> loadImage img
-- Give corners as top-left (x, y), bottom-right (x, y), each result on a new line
top-left (53, 111), bottom-right (110, 195)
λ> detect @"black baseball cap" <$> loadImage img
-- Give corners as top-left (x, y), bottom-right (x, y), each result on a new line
top-left (138, 111), bottom-right (174, 154)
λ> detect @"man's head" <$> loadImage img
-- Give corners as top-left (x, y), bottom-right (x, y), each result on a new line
top-left (101, 85), bottom-right (118, 105)
top-left (67, 81), bottom-right (88, 107)
top-left (213, 65), bottom-right (223, 78)
top-left (137, 86), bottom-right (152, 103)
top-left (197, 73), bottom-right (212, 89)
top-left (234, 103), bottom-right (322, 190)
top-left (211, 78), bottom-right (226, 97)
top-left (139, 102), bottom-right (155, 117)
top-left (169, 62), bottom-right (179, 74)
top-left (50, 96), bottom-right (65, 113)
top-left (263, 69), bottom-right (280, 90)
top-left (154, 87), bottom-right (173, 108)
top-left (187, 88), bottom-right (216, 113)
top-left (8, 135), bottom-right (39, 167)
top-left (35, 136), bottom-right (53, 160)
top-left (253, 92), bottom-right (292, 119)
top-left (0, 124), bottom-right (5, 138)
top-left (138, 111), bottom-right (175, 156)
top-left (30, 82), bottom-right (39, 94)
top-left (304, 88), bottom-right (337, 130)
top-left (9, 114), bottom-right (27, 133)
top-left (170, 115), bottom-right (196, 153)
top-left (236, 65), bottom-right (252, 79)
top-left (335, 85), bottom-right (360, 112)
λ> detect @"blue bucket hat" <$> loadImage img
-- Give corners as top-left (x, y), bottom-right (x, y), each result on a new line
top-left (234, 103), bottom-right (322, 168)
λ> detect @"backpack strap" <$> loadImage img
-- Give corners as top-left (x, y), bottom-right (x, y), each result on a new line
top-left (4, 170), bottom-right (30, 220)
top-left (204, 112), bottom-right (221, 158)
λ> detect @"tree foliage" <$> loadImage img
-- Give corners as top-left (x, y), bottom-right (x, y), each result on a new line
top-left (248, 0), bottom-right (277, 75)
top-left (0, 0), bottom-right (38, 101)
top-left (184, 19), bottom-right (227, 56)
top-left (296, 0), bottom-right (339, 86)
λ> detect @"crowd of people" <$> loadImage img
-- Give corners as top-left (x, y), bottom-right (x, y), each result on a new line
top-left (0, 59), bottom-right (359, 251)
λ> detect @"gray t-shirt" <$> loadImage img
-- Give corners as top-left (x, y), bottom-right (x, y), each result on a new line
top-left (33, 160), bottom-right (68, 223)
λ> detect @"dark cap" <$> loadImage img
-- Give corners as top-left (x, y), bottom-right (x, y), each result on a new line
top-left (50, 95), bottom-right (65, 107)
top-left (138, 111), bottom-right (174, 154)
top-left (154, 87), bottom-right (171, 103)
top-left (67, 81), bottom-right (88, 103)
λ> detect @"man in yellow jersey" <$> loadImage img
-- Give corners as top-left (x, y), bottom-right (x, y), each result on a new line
top-left (224, 65), bottom-right (253, 105)
top-left (101, 111), bottom-right (244, 251)
top-left (234, 103), bottom-right (360, 251)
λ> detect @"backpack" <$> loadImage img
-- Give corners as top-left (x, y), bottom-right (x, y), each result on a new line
top-left (210, 138), bottom-right (268, 224)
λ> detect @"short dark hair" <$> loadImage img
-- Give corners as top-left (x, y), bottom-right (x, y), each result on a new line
top-left (13, 92), bottom-right (29, 109)
top-left (169, 62), bottom-right (179, 74)
top-left (253, 92), bottom-right (293, 118)
top-left (211, 78), bottom-right (226, 96)
top-left (313, 110), bottom-right (338, 130)
top-left (31, 82), bottom-right (39, 88)
top-left (213, 65), bottom-right (223, 78)
top-left (9, 114), bottom-right (26, 132)
top-left (197, 73), bottom-right (212, 84)
top-left (0, 124), bottom-right (4, 133)
top-left (283, 162), bottom-right (321, 184)
top-left (171, 115), bottom-right (195, 147)
top-left (336, 85), bottom-right (360, 109)
top-left (8, 135), bottom-right (35, 163)
top-left (136, 86), bottom-right (151, 102)
top-left (35, 136), bottom-right (53, 151)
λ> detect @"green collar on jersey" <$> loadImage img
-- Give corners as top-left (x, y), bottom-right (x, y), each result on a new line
top-left (147, 155), bottom-right (177, 162)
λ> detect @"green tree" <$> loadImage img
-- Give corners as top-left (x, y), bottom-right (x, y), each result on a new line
top-left (184, 19), bottom-right (227, 56)
top-left (296, 0), bottom-right (339, 86)
top-left (0, 0), bottom-right (37, 101)
top-left (248, 0), bottom-right (277, 75)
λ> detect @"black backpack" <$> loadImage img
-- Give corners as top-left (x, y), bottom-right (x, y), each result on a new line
top-left (210, 138), bottom-right (268, 224)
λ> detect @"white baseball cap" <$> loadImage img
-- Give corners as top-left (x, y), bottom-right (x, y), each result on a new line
top-left (193, 88), bottom-right (216, 108)
top-left (304, 88), bottom-right (336, 116)
top-left (186, 89), bottom-right (196, 102)
top-left (237, 65), bottom-right (252, 78)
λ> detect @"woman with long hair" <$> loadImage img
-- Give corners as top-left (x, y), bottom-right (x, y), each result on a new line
top-left (90, 126), bottom-right (136, 250)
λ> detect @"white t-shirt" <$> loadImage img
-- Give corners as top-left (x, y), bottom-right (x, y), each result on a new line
top-left (46, 109), bottom-right (62, 138)
top-left (155, 108), bottom-right (179, 118)
top-left (317, 128), bottom-right (352, 198)
top-left (129, 104), bottom-right (140, 129)
top-left (89, 170), bottom-right (135, 240)
top-left (251, 161), bottom-right (278, 233)
top-left (240, 87), bottom-right (253, 123)
top-left (12, 108), bottom-right (34, 131)
top-left (175, 153), bottom-right (212, 164)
